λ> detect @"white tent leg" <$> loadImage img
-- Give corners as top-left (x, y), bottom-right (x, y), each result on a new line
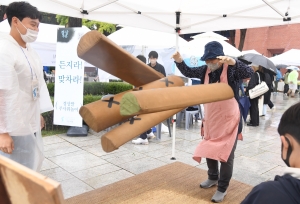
top-left (176, 32), bottom-right (179, 52)
top-left (171, 12), bottom-right (182, 160)
top-left (171, 114), bottom-right (176, 160)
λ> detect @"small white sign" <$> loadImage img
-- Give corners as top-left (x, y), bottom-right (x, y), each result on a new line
top-left (54, 28), bottom-right (87, 127)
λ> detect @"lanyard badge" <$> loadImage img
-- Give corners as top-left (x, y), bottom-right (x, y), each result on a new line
top-left (20, 47), bottom-right (40, 101)
top-left (32, 79), bottom-right (40, 100)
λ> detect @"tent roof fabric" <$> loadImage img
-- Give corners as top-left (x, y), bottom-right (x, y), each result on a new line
top-left (269, 49), bottom-right (300, 66)
top-left (2, 0), bottom-right (300, 34)
top-left (186, 38), bottom-right (242, 57)
top-left (192, 31), bottom-right (228, 40)
top-left (107, 26), bottom-right (188, 47)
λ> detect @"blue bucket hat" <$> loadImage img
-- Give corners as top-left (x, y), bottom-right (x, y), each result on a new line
top-left (200, 41), bottom-right (224, 61)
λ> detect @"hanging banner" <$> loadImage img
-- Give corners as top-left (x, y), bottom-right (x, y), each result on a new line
top-left (54, 28), bottom-right (87, 127)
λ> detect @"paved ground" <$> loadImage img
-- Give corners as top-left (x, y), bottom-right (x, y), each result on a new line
top-left (40, 93), bottom-right (300, 199)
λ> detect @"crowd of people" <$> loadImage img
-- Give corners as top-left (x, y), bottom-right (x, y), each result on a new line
top-left (0, 1), bottom-right (299, 204)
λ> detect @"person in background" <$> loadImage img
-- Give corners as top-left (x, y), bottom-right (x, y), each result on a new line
top-left (274, 68), bottom-right (282, 95)
top-left (241, 102), bottom-right (300, 204)
top-left (0, 2), bottom-right (53, 171)
top-left (132, 55), bottom-right (156, 145)
top-left (246, 64), bottom-right (264, 126)
top-left (261, 69), bottom-right (273, 116)
top-left (283, 69), bottom-right (291, 95)
top-left (148, 51), bottom-right (166, 77)
top-left (287, 69), bottom-right (299, 97)
top-left (265, 69), bottom-right (276, 111)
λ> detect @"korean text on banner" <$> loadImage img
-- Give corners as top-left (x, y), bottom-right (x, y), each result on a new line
top-left (54, 28), bottom-right (86, 127)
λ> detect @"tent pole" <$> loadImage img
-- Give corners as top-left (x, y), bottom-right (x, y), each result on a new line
top-left (262, 0), bottom-right (286, 18)
top-left (49, 0), bottom-right (81, 11)
top-left (176, 32), bottom-right (179, 52)
top-left (171, 11), bottom-right (181, 160)
top-left (87, 0), bottom-right (119, 13)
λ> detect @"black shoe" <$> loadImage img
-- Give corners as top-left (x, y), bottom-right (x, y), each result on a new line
top-left (186, 107), bottom-right (198, 111)
top-left (247, 123), bottom-right (258, 127)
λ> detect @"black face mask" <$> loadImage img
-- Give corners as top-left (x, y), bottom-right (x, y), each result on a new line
top-left (281, 136), bottom-right (293, 167)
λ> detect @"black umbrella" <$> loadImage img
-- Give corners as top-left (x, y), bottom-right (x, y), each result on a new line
top-left (276, 64), bottom-right (288, 69)
top-left (240, 53), bottom-right (276, 73)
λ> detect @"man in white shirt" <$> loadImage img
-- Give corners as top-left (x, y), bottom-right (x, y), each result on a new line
top-left (242, 102), bottom-right (300, 203)
top-left (0, 2), bottom-right (53, 171)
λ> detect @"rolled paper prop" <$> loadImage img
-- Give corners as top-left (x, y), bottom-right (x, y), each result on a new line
top-left (101, 108), bottom-right (183, 152)
top-left (120, 83), bottom-right (234, 116)
top-left (77, 31), bottom-right (164, 87)
top-left (79, 76), bottom-right (184, 132)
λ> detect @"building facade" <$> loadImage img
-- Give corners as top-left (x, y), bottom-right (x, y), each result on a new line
top-left (235, 23), bottom-right (300, 57)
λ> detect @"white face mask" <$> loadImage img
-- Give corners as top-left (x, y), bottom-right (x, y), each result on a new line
top-left (16, 20), bottom-right (38, 43)
top-left (207, 62), bottom-right (220, 72)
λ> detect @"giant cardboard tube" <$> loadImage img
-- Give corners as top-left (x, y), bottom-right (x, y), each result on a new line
top-left (80, 76), bottom-right (184, 132)
top-left (120, 83), bottom-right (234, 116)
top-left (77, 31), bottom-right (164, 87)
top-left (101, 108), bottom-right (183, 152)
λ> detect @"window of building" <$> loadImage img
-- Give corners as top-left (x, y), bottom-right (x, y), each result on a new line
top-left (268, 49), bottom-right (284, 57)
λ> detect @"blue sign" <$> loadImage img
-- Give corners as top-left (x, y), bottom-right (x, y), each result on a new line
top-left (172, 56), bottom-right (206, 73)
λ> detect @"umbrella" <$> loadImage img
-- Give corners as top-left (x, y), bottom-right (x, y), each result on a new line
top-left (240, 53), bottom-right (276, 73)
top-left (241, 50), bottom-right (261, 55)
top-left (239, 95), bottom-right (251, 122)
top-left (286, 66), bottom-right (299, 71)
top-left (276, 64), bottom-right (287, 69)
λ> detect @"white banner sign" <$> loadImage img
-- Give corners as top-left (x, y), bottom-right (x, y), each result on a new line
top-left (54, 28), bottom-right (87, 127)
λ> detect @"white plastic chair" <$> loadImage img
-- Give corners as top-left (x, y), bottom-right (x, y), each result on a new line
top-left (177, 105), bottom-right (203, 130)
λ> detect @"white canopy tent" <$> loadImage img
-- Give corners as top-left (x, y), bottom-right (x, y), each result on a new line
top-left (2, 0), bottom-right (300, 35)
top-left (192, 31), bottom-right (228, 41)
top-left (185, 38), bottom-right (242, 58)
top-left (108, 26), bottom-right (188, 47)
top-left (269, 49), bottom-right (300, 66)
top-left (242, 49), bottom-right (262, 55)
top-left (2, 0), bottom-right (299, 68)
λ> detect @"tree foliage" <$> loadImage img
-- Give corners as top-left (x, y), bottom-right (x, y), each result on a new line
top-left (56, 15), bottom-right (116, 35)
top-left (82, 19), bottom-right (116, 34)
top-left (56, 15), bottom-right (69, 26)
